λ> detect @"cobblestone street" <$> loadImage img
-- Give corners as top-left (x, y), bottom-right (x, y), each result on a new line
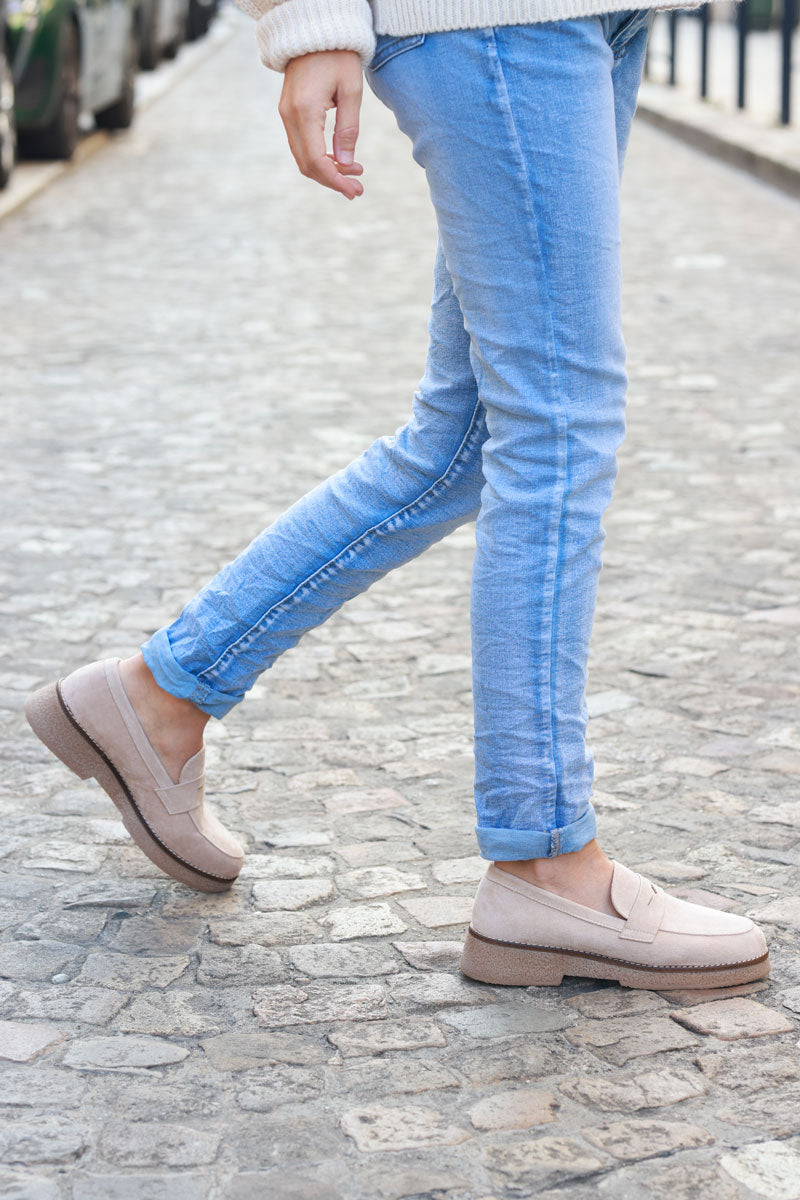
top-left (2, 10), bottom-right (800, 1199)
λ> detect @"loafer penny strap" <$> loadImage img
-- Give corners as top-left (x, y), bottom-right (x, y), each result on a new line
top-left (618, 877), bottom-right (667, 942)
top-left (156, 776), bottom-right (205, 815)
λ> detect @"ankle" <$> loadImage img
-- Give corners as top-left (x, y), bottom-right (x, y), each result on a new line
top-left (496, 840), bottom-right (612, 884)
top-left (119, 654), bottom-right (209, 733)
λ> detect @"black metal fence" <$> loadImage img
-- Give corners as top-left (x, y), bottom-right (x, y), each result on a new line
top-left (644, 0), bottom-right (799, 125)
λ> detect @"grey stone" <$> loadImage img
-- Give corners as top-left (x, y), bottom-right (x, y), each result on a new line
top-left (78, 951), bottom-right (190, 990)
top-left (15, 909), bottom-right (108, 944)
top-left (431, 856), bottom-right (486, 884)
top-left (482, 1135), bottom-right (607, 1189)
top-left (746, 896), bottom-right (800, 930)
top-left (335, 866), bottom-right (426, 899)
top-left (326, 1058), bottom-right (460, 1096)
top-left (694, 1044), bottom-right (800, 1090)
top-left (62, 1035), bottom-right (189, 1072)
top-left (718, 1087), bottom-right (800, 1137)
top-left (0, 1172), bottom-right (62, 1199)
top-left (114, 992), bottom-right (220, 1036)
top-left (235, 1066), bottom-right (324, 1111)
top-left (669, 997), bottom-right (795, 1040)
top-left (565, 1015), bottom-right (700, 1065)
top-left (454, 1043), bottom-right (561, 1086)
top-left (197, 944), bottom-right (283, 986)
top-left (566, 990), bottom-right (668, 1019)
top-left (99, 1121), bottom-right (221, 1167)
top-left (2, 986), bottom-right (127, 1025)
top-left (251, 878), bottom-right (335, 912)
top-left (327, 1018), bottom-right (447, 1058)
top-left (560, 1067), bottom-right (707, 1111)
top-left (336, 842), bottom-right (424, 868)
top-left (388, 971), bottom-right (494, 1009)
top-left (200, 1031), bottom-right (328, 1070)
top-left (396, 897), bottom-right (473, 928)
top-left (341, 1103), bottom-right (471, 1151)
top-left (0, 1117), bottom-right (88, 1164)
top-left (72, 1175), bottom-right (210, 1200)
top-left (720, 1139), bottom-right (800, 1199)
top-left (582, 1117), bottom-right (714, 1160)
top-left (322, 904), bottom-right (407, 941)
top-left (59, 882), bottom-right (157, 909)
top-left (0, 941), bottom-right (84, 982)
top-left (224, 1174), bottom-right (339, 1200)
top-left (289, 942), bottom-right (399, 978)
top-left (232, 1115), bottom-right (343, 1170)
top-left (208, 912), bottom-right (324, 947)
top-left (392, 941), bottom-right (464, 971)
top-left (253, 981), bottom-right (387, 1027)
top-left (440, 1004), bottom-right (576, 1039)
top-left (470, 1089), bottom-right (560, 1130)
top-left (246, 855), bottom-right (336, 879)
top-left (104, 915), bottom-right (205, 955)
top-left (0, 1020), bottom-right (68, 1062)
top-left (0, 1067), bottom-right (85, 1107)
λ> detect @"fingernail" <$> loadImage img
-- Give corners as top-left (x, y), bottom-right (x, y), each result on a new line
top-left (338, 150), bottom-right (354, 166)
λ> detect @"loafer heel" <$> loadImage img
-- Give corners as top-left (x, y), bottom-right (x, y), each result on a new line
top-left (461, 928), bottom-right (565, 986)
top-left (26, 682), bottom-right (99, 782)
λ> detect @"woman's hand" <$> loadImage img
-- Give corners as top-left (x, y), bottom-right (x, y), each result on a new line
top-left (279, 50), bottom-right (365, 200)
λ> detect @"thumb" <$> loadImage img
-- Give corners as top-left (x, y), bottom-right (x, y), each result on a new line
top-left (332, 86), bottom-right (361, 166)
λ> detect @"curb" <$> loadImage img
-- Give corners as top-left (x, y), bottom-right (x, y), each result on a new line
top-left (0, 14), bottom-right (238, 224)
top-left (636, 82), bottom-right (800, 201)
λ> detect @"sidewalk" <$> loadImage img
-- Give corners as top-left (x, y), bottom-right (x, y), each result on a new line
top-left (640, 11), bottom-right (800, 196)
top-left (1, 11), bottom-right (799, 1199)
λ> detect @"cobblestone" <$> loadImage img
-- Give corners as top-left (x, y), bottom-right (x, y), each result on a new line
top-left (1, 8), bottom-right (799, 1196)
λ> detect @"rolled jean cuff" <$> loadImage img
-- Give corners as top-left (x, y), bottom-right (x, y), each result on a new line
top-left (141, 628), bottom-right (240, 719)
top-left (475, 802), bottom-right (598, 861)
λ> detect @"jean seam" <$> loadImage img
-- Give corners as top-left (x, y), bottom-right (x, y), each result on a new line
top-left (487, 29), bottom-right (569, 837)
top-left (197, 397), bottom-right (486, 687)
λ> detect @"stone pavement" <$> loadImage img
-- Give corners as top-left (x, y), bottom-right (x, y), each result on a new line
top-left (1, 9), bottom-right (800, 1199)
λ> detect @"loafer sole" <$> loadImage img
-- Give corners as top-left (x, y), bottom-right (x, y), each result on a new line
top-left (461, 926), bottom-right (771, 990)
top-left (26, 681), bottom-right (238, 894)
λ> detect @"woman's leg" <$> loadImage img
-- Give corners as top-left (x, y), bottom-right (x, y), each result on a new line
top-left (366, 12), bottom-right (653, 896)
top-left (135, 238), bottom-right (488, 743)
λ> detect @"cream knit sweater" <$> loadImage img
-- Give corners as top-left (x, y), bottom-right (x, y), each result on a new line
top-left (234, 0), bottom-right (709, 72)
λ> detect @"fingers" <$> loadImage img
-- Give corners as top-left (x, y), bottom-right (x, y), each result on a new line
top-left (332, 85), bottom-right (361, 167)
top-left (279, 51), bottom-right (365, 200)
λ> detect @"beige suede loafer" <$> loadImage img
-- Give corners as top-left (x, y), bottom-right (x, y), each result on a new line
top-left (461, 861), bottom-right (770, 990)
top-left (25, 658), bottom-right (244, 893)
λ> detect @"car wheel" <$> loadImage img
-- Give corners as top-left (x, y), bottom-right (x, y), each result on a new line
top-left (20, 20), bottom-right (80, 160)
top-left (0, 43), bottom-right (16, 189)
top-left (186, 0), bottom-right (211, 41)
top-left (95, 23), bottom-right (138, 130)
top-left (139, 4), bottom-right (160, 71)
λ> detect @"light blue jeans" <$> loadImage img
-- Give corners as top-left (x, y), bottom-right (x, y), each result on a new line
top-left (142, 8), bottom-right (654, 861)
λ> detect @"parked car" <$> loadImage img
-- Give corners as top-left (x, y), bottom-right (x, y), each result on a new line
top-left (0, 0), bottom-right (17, 188)
top-left (7, 0), bottom-right (138, 161)
top-left (136, 0), bottom-right (188, 70)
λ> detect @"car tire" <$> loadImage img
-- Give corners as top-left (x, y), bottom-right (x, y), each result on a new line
top-left (20, 19), bottom-right (80, 160)
top-left (95, 23), bottom-right (138, 130)
top-left (0, 43), bottom-right (16, 189)
top-left (186, 0), bottom-right (211, 41)
top-left (139, 5), bottom-right (161, 71)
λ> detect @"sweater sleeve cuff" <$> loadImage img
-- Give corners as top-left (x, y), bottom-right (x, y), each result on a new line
top-left (242, 0), bottom-right (376, 73)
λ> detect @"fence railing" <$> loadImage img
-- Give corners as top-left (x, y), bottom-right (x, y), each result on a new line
top-left (644, 0), bottom-right (798, 126)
